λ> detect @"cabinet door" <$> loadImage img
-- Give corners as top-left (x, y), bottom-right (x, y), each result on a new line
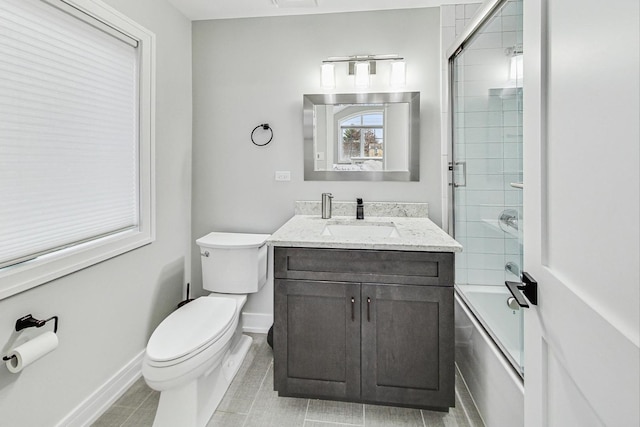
top-left (274, 279), bottom-right (361, 400)
top-left (361, 283), bottom-right (454, 409)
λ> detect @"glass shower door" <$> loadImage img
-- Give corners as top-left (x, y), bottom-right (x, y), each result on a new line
top-left (450, 0), bottom-right (524, 375)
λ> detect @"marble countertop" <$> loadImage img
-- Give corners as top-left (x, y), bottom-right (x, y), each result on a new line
top-left (267, 215), bottom-right (462, 253)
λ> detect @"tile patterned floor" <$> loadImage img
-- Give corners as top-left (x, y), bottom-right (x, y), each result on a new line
top-left (92, 334), bottom-right (484, 427)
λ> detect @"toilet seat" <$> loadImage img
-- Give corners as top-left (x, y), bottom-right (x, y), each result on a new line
top-left (146, 297), bottom-right (237, 368)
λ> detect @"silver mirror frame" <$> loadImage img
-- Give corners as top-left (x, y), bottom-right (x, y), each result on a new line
top-left (303, 92), bottom-right (420, 181)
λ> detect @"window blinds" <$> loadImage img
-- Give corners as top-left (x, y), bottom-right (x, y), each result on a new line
top-left (0, 0), bottom-right (139, 268)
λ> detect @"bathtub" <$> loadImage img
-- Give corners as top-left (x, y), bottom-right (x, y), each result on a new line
top-left (455, 286), bottom-right (524, 427)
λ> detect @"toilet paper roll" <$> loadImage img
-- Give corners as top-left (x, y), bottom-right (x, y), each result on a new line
top-left (5, 331), bottom-right (59, 373)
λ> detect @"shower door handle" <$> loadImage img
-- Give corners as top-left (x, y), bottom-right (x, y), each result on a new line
top-left (452, 161), bottom-right (467, 187)
top-left (505, 272), bottom-right (538, 307)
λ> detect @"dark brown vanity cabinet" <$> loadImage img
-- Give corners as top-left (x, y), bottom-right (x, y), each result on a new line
top-left (273, 247), bottom-right (455, 410)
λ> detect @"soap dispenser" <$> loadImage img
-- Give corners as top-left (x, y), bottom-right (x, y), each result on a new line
top-left (322, 193), bottom-right (333, 219)
top-left (356, 198), bottom-right (364, 220)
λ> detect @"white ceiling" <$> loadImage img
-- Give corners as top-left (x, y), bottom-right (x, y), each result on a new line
top-left (167, 0), bottom-right (476, 21)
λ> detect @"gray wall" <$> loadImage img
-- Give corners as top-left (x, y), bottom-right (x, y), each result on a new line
top-left (191, 8), bottom-right (442, 295)
top-left (0, 0), bottom-right (192, 425)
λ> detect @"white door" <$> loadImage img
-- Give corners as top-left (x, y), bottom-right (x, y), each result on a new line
top-left (522, 0), bottom-right (639, 426)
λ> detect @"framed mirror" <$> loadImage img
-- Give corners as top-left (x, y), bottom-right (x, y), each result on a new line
top-left (304, 92), bottom-right (420, 181)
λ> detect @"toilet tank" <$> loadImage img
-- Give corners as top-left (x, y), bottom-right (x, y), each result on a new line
top-left (196, 232), bottom-right (270, 294)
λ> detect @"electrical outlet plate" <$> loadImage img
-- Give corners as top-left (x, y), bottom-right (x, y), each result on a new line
top-left (275, 171), bottom-right (291, 181)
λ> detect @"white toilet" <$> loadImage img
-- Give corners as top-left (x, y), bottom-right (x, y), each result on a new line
top-left (142, 232), bottom-right (270, 427)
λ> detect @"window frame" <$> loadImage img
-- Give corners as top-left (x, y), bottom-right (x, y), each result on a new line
top-left (0, 0), bottom-right (156, 300)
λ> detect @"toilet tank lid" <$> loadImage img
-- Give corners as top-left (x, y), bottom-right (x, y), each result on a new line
top-left (196, 232), bottom-right (271, 249)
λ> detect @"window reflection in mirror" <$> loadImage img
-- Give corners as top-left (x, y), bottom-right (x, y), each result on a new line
top-left (338, 109), bottom-right (384, 167)
top-left (304, 92), bottom-right (419, 181)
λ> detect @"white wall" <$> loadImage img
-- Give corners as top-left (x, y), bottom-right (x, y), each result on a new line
top-left (0, 0), bottom-right (192, 425)
top-left (191, 8), bottom-right (442, 297)
top-left (314, 105), bottom-right (330, 170)
top-left (386, 103), bottom-right (410, 170)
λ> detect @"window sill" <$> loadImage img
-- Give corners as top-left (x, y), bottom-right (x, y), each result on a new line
top-left (0, 228), bottom-right (154, 300)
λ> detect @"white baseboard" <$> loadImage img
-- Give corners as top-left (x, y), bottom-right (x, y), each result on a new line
top-left (56, 350), bottom-right (145, 427)
top-left (56, 313), bottom-right (270, 426)
top-left (242, 312), bottom-right (272, 334)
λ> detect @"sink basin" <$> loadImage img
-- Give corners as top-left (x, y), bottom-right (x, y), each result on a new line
top-left (321, 221), bottom-right (400, 238)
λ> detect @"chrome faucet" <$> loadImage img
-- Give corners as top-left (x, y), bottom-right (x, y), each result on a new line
top-left (356, 198), bottom-right (364, 220)
top-left (321, 193), bottom-right (334, 219)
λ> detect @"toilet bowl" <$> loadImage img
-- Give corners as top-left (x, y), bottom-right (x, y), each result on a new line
top-left (143, 295), bottom-right (240, 391)
top-left (142, 232), bottom-right (270, 427)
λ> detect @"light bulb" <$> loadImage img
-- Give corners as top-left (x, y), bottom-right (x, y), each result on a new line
top-left (510, 54), bottom-right (523, 81)
top-left (354, 62), bottom-right (370, 88)
top-left (321, 63), bottom-right (335, 89)
top-left (389, 60), bottom-right (406, 87)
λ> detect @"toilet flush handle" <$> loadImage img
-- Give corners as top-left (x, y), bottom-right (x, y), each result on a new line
top-left (201, 251), bottom-right (210, 257)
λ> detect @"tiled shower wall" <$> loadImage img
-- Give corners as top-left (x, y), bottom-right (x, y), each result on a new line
top-left (440, 3), bottom-right (482, 233)
top-left (442, 1), bottom-right (524, 286)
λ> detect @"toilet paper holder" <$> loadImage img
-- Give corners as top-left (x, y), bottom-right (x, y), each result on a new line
top-left (2, 314), bottom-right (59, 361)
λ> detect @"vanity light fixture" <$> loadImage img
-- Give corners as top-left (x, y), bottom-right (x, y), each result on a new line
top-left (506, 45), bottom-right (523, 83)
top-left (354, 61), bottom-right (370, 88)
top-left (321, 54), bottom-right (406, 89)
top-left (510, 53), bottom-right (523, 81)
top-left (321, 63), bottom-right (335, 89)
top-left (389, 60), bottom-right (406, 87)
